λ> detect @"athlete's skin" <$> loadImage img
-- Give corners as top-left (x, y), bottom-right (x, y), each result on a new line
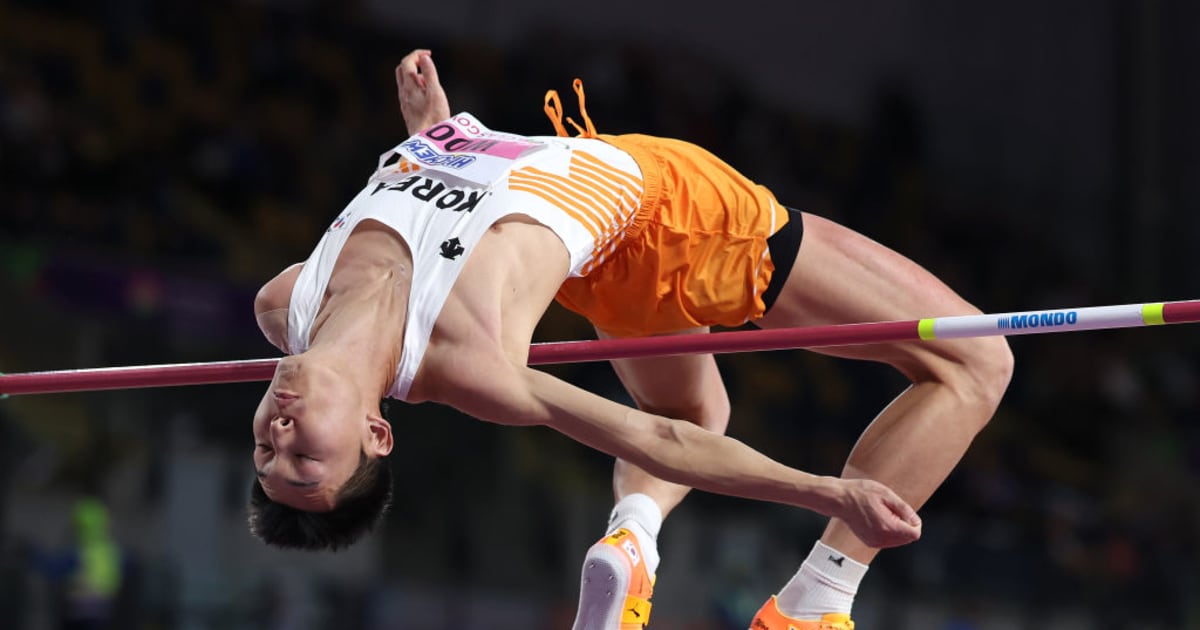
top-left (251, 48), bottom-right (1014, 560)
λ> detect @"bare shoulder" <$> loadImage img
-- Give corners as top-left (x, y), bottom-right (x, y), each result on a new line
top-left (254, 263), bottom-right (304, 353)
top-left (255, 263), bottom-right (304, 311)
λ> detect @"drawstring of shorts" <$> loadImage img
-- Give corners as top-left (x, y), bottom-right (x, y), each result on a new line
top-left (544, 78), bottom-right (598, 138)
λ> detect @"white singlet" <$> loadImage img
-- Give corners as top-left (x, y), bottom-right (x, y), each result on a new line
top-left (287, 114), bottom-right (645, 400)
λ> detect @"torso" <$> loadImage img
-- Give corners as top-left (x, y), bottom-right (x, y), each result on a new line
top-left (274, 116), bottom-right (642, 403)
top-left (406, 214), bottom-right (569, 402)
top-left (313, 214), bottom-right (569, 404)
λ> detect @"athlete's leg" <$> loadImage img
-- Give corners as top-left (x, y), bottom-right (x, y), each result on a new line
top-left (573, 327), bottom-right (730, 630)
top-left (751, 212), bottom-right (1013, 624)
top-left (601, 326), bottom-right (731, 517)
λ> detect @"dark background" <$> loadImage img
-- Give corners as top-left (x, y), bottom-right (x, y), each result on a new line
top-left (1, 1), bottom-right (1198, 628)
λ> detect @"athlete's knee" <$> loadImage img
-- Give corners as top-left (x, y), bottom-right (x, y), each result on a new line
top-left (896, 331), bottom-right (1012, 422)
top-left (940, 334), bottom-right (1014, 417)
top-left (964, 334), bottom-right (1014, 408)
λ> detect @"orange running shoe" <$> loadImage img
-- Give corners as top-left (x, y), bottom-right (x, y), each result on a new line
top-left (749, 596), bottom-right (855, 630)
top-left (571, 528), bottom-right (655, 630)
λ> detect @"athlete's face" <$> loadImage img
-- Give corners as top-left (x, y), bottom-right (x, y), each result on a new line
top-left (252, 356), bottom-right (393, 511)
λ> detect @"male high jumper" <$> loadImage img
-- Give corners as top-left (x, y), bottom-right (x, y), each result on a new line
top-left (248, 49), bottom-right (1012, 629)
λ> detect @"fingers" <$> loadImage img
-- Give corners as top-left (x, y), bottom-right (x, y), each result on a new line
top-left (878, 492), bottom-right (922, 547)
top-left (840, 479), bottom-right (923, 549)
top-left (417, 52), bottom-right (439, 88)
top-left (395, 49), bottom-right (432, 89)
top-left (884, 491), bottom-right (922, 528)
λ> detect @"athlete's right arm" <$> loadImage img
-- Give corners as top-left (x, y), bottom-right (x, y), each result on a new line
top-left (395, 49), bottom-right (451, 136)
top-left (254, 263), bottom-right (303, 354)
top-left (446, 359), bottom-right (923, 550)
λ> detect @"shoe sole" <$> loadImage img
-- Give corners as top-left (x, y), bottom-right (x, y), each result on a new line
top-left (572, 542), bottom-right (631, 630)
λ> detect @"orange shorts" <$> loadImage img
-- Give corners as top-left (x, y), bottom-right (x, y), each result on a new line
top-left (554, 133), bottom-right (790, 338)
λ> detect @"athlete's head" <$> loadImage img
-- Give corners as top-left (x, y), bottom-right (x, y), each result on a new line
top-left (247, 355), bottom-right (394, 551)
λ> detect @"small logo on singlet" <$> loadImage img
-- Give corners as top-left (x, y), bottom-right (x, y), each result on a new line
top-left (439, 237), bottom-right (465, 260)
top-left (327, 212), bottom-right (350, 232)
top-left (381, 152), bottom-right (420, 174)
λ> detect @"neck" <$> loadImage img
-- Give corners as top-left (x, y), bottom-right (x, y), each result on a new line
top-left (306, 268), bottom-right (409, 397)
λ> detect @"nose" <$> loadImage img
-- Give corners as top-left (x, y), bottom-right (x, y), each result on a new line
top-left (269, 416), bottom-right (293, 445)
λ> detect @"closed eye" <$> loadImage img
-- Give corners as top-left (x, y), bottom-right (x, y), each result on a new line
top-left (256, 443), bottom-right (316, 463)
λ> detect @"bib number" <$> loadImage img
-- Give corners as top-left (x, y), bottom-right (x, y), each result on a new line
top-left (376, 113), bottom-right (545, 186)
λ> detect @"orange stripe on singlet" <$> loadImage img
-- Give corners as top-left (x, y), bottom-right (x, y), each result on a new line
top-left (571, 155), bottom-right (641, 214)
top-left (557, 176), bottom-right (633, 239)
top-left (573, 150), bottom-right (643, 193)
top-left (511, 163), bottom-right (635, 241)
top-left (569, 163), bottom-right (639, 216)
top-left (573, 161), bottom-right (641, 255)
top-left (508, 181), bottom-right (604, 241)
top-left (508, 149), bottom-right (643, 264)
top-left (582, 234), bottom-right (624, 275)
top-left (506, 151), bottom-right (643, 266)
top-left (509, 169), bottom-right (611, 238)
top-left (568, 189), bottom-right (634, 263)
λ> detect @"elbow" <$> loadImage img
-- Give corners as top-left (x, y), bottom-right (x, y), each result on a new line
top-left (624, 415), bottom-right (698, 482)
top-left (441, 361), bottom-right (548, 427)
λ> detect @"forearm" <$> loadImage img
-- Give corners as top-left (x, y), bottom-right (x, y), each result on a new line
top-left (506, 367), bottom-right (842, 515)
top-left (627, 409), bottom-right (841, 515)
top-left (451, 363), bottom-right (919, 549)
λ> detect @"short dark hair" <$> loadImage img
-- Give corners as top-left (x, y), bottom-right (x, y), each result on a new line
top-left (247, 450), bottom-right (393, 551)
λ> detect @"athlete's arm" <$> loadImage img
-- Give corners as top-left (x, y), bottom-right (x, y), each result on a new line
top-left (253, 263), bottom-right (303, 354)
top-left (599, 327), bottom-right (731, 433)
top-left (395, 49), bottom-right (451, 136)
top-left (446, 359), bottom-right (922, 549)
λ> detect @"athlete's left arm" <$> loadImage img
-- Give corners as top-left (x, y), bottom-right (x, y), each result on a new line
top-left (444, 359), bottom-right (922, 550)
top-left (599, 327), bottom-right (731, 436)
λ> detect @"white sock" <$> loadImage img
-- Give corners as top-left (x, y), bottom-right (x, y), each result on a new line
top-left (774, 541), bottom-right (868, 620)
top-left (604, 493), bottom-right (663, 576)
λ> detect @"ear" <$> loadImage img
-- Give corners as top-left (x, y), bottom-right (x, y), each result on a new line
top-left (365, 411), bottom-right (394, 456)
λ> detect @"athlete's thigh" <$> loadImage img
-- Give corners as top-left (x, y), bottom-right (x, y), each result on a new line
top-left (756, 212), bottom-right (983, 376)
top-left (599, 327), bottom-right (730, 424)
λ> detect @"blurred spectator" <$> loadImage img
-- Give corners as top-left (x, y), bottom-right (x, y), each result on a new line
top-left (25, 498), bottom-right (127, 630)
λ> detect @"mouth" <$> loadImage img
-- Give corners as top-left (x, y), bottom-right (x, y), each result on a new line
top-left (273, 390), bottom-right (299, 402)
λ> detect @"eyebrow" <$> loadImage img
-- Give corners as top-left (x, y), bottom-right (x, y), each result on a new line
top-left (256, 470), bottom-right (320, 488)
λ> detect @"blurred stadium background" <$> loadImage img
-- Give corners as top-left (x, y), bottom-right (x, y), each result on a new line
top-left (1, 1), bottom-right (1199, 628)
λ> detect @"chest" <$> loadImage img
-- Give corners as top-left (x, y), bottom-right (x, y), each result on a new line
top-left (412, 220), bottom-right (570, 390)
top-left (323, 223), bottom-right (414, 298)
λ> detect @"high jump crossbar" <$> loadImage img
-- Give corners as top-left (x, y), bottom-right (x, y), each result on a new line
top-left (2, 300), bottom-right (1198, 397)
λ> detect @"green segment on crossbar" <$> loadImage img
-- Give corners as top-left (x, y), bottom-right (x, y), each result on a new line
top-left (1141, 303), bottom-right (1165, 325)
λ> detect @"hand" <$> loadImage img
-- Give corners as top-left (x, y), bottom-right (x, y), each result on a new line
top-left (831, 478), bottom-right (922, 549)
top-left (395, 49), bottom-right (451, 136)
